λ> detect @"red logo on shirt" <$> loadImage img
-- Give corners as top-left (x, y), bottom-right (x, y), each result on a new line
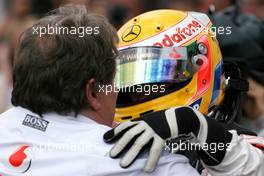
top-left (9, 145), bottom-right (29, 167)
top-left (7, 145), bottom-right (32, 173)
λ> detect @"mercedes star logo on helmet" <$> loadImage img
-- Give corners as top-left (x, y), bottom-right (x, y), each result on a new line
top-left (121, 25), bottom-right (141, 42)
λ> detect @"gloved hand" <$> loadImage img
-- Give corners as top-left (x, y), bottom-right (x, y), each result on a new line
top-left (104, 106), bottom-right (232, 172)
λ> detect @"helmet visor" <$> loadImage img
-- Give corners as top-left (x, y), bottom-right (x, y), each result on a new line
top-left (115, 46), bottom-right (196, 89)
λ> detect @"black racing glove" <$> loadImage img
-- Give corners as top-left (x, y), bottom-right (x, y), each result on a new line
top-left (103, 106), bottom-right (232, 172)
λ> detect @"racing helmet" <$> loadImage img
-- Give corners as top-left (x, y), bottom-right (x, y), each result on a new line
top-left (114, 10), bottom-right (225, 122)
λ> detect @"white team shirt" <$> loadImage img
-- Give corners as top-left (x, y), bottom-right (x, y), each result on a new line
top-left (0, 107), bottom-right (199, 176)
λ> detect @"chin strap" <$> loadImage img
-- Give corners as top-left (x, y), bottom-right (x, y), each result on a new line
top-left (209, 61), bottom-right (249, 124)
top-left (224, 76), bottom-right (249, 91)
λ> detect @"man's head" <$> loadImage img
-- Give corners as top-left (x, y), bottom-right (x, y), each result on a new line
top-left (12, 5), bottom-right (118, 125)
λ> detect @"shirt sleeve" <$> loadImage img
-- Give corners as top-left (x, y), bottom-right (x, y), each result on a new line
top-left (204, 130), bottom-right (264, 176)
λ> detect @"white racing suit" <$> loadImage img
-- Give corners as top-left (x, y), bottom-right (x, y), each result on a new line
top-left (202, 131), bottom-right (264, 176)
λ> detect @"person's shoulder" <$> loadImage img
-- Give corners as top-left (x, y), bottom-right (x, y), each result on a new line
top-left (0, 106), bottom-right (26, 122)
top-left (83, 149), bottom-right (199, 176)
top-left (146, 151), bottom-right (200, 176)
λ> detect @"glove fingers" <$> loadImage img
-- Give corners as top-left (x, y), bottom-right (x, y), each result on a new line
top-left (144, 136), bottom-right (164, 173)
top-left (120, 131), bottom-right (153, 168)
top-left (104, 121), bottom-right (137, 143)
top-left (110, 124), bottom-right (145, 158)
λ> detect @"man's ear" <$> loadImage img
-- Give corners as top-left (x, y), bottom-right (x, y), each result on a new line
top-left (86, 79), bottom-right (101, 111)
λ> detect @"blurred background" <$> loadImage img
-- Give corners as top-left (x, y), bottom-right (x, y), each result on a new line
top-left (0, 0), bottom-right (263, 135)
